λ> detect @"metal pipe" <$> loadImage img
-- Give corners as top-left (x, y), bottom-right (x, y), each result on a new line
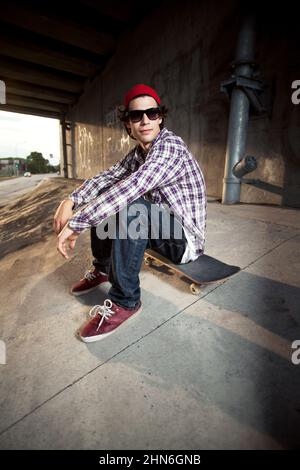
top-left (222, 15), bottom-right (256, 204)
top-left (70, 122), bottom-right (77, 179)
top-left (232, 155), bottom-right (257, 178)
top-left (60, 118), bottom-right (68, 178)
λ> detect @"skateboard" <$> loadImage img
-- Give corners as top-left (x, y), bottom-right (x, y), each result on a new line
top-left (144, 248), bottom-right (240, 294)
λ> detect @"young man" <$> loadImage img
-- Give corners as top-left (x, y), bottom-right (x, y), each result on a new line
top-left (54, 84), bottom-right (207, 342)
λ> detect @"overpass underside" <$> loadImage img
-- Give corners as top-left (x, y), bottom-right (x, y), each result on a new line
top-left (0, 0), bottom-right (158, 119)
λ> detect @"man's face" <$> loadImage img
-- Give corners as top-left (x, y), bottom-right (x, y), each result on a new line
top-left (126, 96), bottom-right (162, 150)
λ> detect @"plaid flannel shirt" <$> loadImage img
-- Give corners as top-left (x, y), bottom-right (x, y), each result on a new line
top-left (68, 128), bottom-right (207, 255)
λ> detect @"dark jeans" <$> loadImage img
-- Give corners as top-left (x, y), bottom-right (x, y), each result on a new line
top-left (90, 196), bottom-right (187, 309)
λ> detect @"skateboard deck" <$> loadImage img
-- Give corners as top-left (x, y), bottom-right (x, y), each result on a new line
top-left (144, 249), bottom-right (240, 294)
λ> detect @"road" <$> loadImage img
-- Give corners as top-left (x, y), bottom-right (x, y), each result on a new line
top-left (0, 173), bottom-right (58, 204)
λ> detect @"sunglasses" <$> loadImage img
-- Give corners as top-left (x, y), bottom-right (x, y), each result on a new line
top-left (127, 107), bottom-right (161, 123)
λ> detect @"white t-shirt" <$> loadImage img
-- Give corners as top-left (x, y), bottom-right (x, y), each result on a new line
top-left (180, 226), bottom-right (199, 264)
top-left (156, 202), bottom-right (198, 264)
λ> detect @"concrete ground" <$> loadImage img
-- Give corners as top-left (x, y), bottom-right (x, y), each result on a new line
top-left (0, 180), bottom-right (300, 449)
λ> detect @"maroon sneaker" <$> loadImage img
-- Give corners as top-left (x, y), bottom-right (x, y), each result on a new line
top-left (71, 269), bottom-right (109, 296)
top-left (78, 299), bottom-right (142, 342)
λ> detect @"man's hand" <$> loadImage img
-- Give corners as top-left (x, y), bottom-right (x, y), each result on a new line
top-left (53, 199), bottom-right (74, 235)
top-left (57, 225), bottom-right (79, 259)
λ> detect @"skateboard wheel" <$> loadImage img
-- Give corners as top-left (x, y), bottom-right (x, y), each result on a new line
top-left (190, 283), bottom-right (201, 295)
top-left (144, 256), bottom-right (151, 266)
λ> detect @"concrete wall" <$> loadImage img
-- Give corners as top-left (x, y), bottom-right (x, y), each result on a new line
top-left (66, 0), bottom-right (300, 207)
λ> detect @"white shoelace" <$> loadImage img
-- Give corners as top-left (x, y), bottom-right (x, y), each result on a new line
top-left (89, 299), bottom-right (115, 331)
top-left (84, 270), bottom-right (97, 280)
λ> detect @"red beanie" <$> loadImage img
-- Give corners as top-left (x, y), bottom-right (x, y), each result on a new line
top-left (124, 84), bottom-right (161, 108)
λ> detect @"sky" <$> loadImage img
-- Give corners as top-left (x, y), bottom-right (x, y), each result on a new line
top-left (0, 111), bottom-right (61, 165)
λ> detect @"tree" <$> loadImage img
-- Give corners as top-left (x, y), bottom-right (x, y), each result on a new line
top-left (26, 151), bottom-right (57, 174)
